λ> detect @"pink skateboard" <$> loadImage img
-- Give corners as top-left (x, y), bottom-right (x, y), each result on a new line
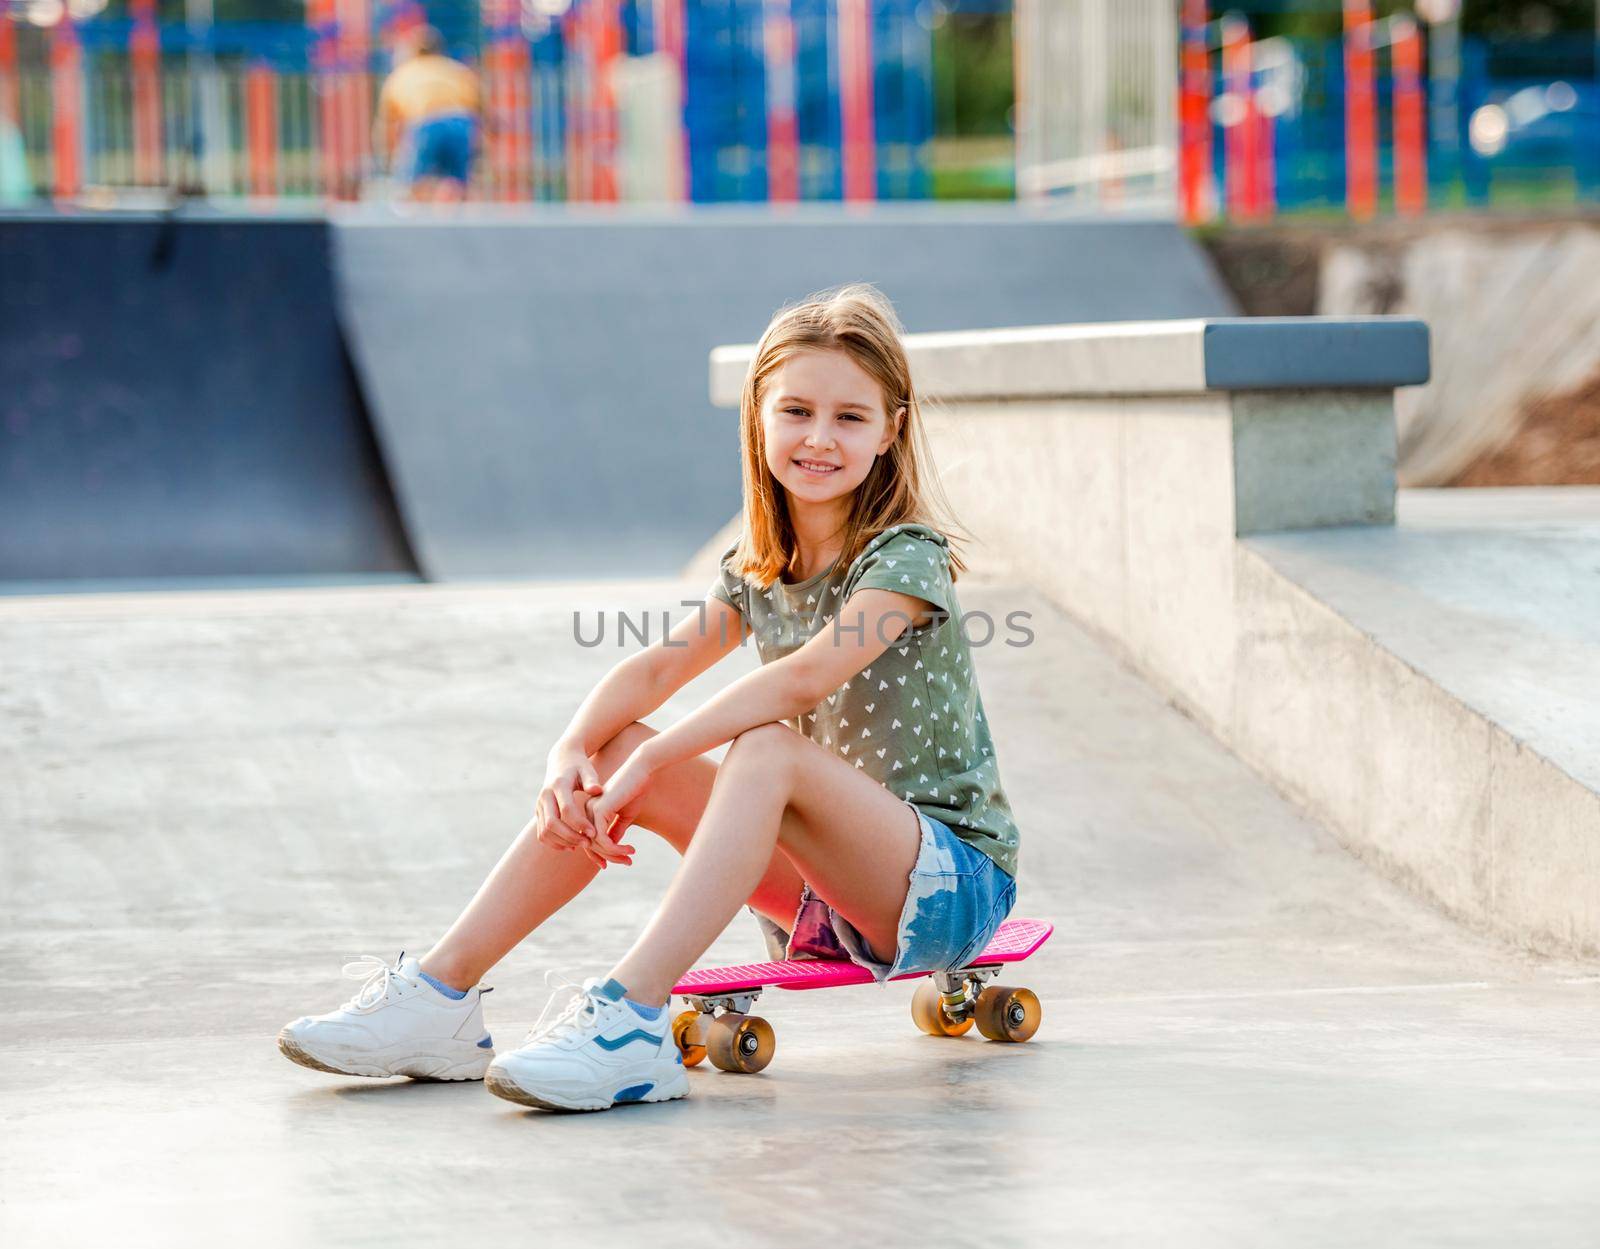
top-left (669, 918), bottom-right (1053, 1073)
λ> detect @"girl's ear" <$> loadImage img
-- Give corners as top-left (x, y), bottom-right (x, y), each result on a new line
top-left (881, 404), bottom-right (906, 453)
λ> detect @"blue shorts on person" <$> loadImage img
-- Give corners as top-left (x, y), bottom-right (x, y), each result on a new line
top-left (405, 112), bottom-right (476, 184)
top-left (751, 805), bottom-right (1017, 982)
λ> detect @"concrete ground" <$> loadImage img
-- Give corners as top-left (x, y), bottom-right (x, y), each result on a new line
top-left (3, 574), bottom-right (1599, 1247)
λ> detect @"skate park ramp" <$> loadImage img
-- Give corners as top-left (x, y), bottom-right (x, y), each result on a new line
top-left (0, 214), bottom-right (416, 585)
top-left (3, 572), bottom-right (1599, 1246)
top-left (329, 206), bottom-right (1236, 581)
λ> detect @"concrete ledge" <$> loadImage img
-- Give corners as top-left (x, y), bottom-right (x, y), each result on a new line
top-left (710, 316), bottom-right (1429, 404)
top-left (709, 316), bottom-right (1600, 958)
top-left (1232, 539), bottom-right (1600, 955)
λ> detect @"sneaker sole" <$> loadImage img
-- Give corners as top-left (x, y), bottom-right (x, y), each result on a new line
top-left (277, 1029), bottom-right (491, 1081)
top-left (485, 1066), bottom-right (689, 1112)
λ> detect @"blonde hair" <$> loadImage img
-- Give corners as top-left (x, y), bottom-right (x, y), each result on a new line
top-left (727, 283), bottom-right (971, 589)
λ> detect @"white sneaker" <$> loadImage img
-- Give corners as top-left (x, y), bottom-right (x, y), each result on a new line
top-left (277, 953), bottom-right (495, 1081)
top-left (485, 974), bottom-right (688, 1112)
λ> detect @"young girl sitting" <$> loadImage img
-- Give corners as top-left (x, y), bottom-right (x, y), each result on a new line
top-left (279, 284), bottom-right (1023, 1112)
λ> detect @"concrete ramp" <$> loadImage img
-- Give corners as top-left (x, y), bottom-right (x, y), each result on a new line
top-left (329, 206), bottom-right (1236, 581)
top-left (0, 215), bottom-right (415, 585)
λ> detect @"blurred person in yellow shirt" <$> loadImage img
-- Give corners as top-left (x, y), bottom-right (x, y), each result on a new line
top-left (375, 25), bottom-right (483, 204)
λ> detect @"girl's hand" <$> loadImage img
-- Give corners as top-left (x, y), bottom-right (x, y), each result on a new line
top-left (582, 749), bottom-right (653, 869)
top-left (532, 742), bottom-right (605, 854)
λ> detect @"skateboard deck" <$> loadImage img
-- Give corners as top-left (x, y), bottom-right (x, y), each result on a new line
top-left (673, 917), bottom-right (1053, 997)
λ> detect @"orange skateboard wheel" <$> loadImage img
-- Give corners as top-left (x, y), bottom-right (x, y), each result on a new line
top-left (672, 1009), bottom-right (707, 1067)
top-left (973, 985), bottom-right (1041, 1043)
top-left (910, 979), bottom-right (975, 1037)
top-left (705, 1013), bottom-right (775, 1074)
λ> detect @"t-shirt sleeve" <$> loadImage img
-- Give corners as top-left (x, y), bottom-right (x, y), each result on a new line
top-left (841, 526), bottom-right (954, 623)
top-left (705, 544), bottom-right (749, 619)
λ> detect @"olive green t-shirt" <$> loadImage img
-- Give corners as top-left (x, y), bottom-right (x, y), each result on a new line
top-left (706, 522), bottom-right (1021, 878)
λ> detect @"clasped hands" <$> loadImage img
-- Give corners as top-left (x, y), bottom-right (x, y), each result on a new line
top-left (532, 743), bottom-right (656, 871)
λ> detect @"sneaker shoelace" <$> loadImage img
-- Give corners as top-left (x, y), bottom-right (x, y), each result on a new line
top-left (340, 953), bottom-right (413, 1012)
top-left (522, 970), bottom-right (607, 1046)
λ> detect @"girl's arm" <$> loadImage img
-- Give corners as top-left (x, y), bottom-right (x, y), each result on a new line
top-left (551, 595), bottom-right (752, 760)
top-left (634, 586), bottom-right (934, 774)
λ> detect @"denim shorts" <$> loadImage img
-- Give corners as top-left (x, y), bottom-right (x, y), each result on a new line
top-left (406, 112), bottom-right (476, 183)
top-left (751, 803), bottom-right (1017, 982)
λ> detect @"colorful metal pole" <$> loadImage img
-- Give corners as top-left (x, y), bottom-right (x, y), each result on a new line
top-left (652, 0), bottom-right (688, 202)
top-left (50, 13), bottom-right (82, 200)
top-left (1258, 69), bottom-right (1276, 219)
top-left (763, 0), bottom-right (799, 202)
top-left (245, 60), bottom-right (278, 196)
top-left (483, 0), bottom-right (534, 200)
top-left (0, 0), bottom-right (19, 132)
top-left (562, 3), bottom-right (587, 201)
top-left (1177, 0), bottom-right (1212, 224)
top-left (1221, 14), bottom-right (1258, 220)
top-left (1343, 0), bottom-right (1377, 220)
top-left (515, 2), bottom-right (537, 200)
top-left (1424, 3), bottom-right (1461, 195)
top-left (130, 0), bottom-right (163, 186)
top-left (591, 0), bottom-right (621, 202)
top-left (1391, 15), bottom-right (1427, 216)
top-left (186, 0), bottom-right (229, 195)
top-left (336, 0), bottom-right (371, 201)
top-left (1011, 0), bottom-right (1033, 202)
top-left (483, 0), bottom-right (508, 198)
top-left (308, 0), bottom-right (340, 197)
top-left (837, 0), bottom-right (875, 202)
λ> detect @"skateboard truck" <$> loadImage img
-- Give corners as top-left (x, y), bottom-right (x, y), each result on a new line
top-left (672, 996), bottom-right (775, 1074)
top-left (928, 964), bottom-right (1000, 1025)
top-left (680, 991), bottom-right (761, 1017)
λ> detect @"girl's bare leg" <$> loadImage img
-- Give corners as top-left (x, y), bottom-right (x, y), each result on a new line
top-left (607, 721), bottom-right (922, 1005)
top-left (418, 722), bottom-right (806, 990)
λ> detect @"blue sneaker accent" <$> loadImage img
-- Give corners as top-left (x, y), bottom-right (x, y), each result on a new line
top-left (476, 1034), bottom-right (494, 1049)
top-left (595, 977), bottom-right (663, 1020)
top-left (592, 1028), bottom-right (665, 1051)
top-left (418, 970), bottom-right (468, 1000)
top-left (614, 1083), bottom-right (654, 1103)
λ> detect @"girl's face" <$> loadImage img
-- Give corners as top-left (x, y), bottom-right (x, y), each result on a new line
top-left (761, 348), bottom-right (902, 511)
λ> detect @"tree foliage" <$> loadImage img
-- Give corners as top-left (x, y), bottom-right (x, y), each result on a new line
top-left (933, 12), bottom-right (1014, 137)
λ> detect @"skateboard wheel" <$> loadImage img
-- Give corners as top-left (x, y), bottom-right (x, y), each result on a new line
top-left (705, 1013), bottom-right (775, 1074)
top-left (910, 979), bottom-right (975, 1037)
top-left (973, 985), bottom-right (1041, 1043)
top-left (672, 1009), bottom-right (707, 1068)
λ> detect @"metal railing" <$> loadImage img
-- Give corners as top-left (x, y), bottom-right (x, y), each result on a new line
top-left (0, 3), bottom-right (945, 206)
top-left (1012, 0), bottom-right (1177, 210)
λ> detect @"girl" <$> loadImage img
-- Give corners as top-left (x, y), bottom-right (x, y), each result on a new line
top-left (278, 284), bottom-right (1023, 1112)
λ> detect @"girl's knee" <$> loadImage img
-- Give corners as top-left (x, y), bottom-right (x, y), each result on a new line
top-left (726, 722), bottom-right (801, 775)
top-left (592, 720), bottom-right (656, 772)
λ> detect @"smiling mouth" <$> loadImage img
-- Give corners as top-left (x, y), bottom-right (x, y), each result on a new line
top-left (794, 459), bottom-right (840, 473)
